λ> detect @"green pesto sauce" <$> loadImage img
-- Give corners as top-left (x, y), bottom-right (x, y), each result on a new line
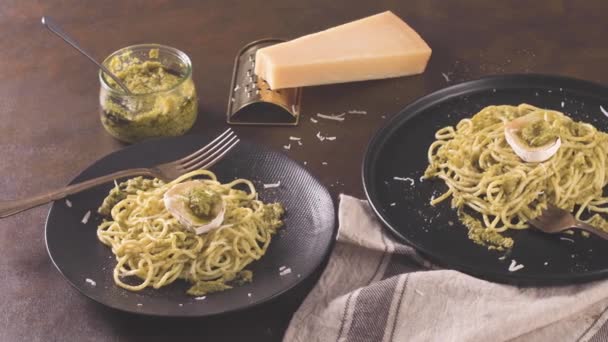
top-left (460, 211), bottom-right (514, 251)
top-left (186, 270), bottom-right (253, 296)
top-left (261, 203), bottom-right (285, 230)
top-left (98, 176), bottom-right (165, 216)
top-left (187, 188), bottom-right (222, 219)
top-left (100, 49), bottom-right (197, 143)
top-left (518, 119), bottom-right (558, 147)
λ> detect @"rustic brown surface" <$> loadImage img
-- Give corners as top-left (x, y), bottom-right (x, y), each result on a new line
top-left (1, 0), bottom-right (607, 340)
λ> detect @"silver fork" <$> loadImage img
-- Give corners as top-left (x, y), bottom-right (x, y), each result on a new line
top-left (529, 204), bottom-right (608, 240)
top-left (0, 129), bottom-right (239, 218)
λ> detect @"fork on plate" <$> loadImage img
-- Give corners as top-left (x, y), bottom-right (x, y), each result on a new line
top-left (529, 204), bottom-right (608, 240)
top-left (0, 128), bottom-right (239, 218)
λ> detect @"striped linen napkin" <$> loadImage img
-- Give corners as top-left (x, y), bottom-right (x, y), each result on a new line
top-left (283, 195), bottom-right (608, 342)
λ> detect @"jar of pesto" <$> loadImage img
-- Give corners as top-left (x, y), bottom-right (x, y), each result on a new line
top-left (99, 44), bottom-right (198, 143)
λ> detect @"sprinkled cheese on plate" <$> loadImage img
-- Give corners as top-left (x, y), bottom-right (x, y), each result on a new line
top-left (508, 260), bottom-right (524, 272)
top-left (280, 267), bottom-right (292, 276)
top-left (601, 105), bottom-right (608, 117)
top-left (263, 181), bottom-right (281, 189)
top-left (393, 177), bottom-right (415, 186)
top-left (289, 136), bottom-right (301, 141)
top-left (310, 118), bottom-right (318, 123)
top-left (65, 199), bottom-right (72, 208)
top-left (81, 210), bottom-right (91, 224)
top-left (85, 278), bottom-right (96, 286)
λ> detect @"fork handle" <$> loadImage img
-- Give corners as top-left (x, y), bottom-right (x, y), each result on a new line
top-left (0, 168), bottom-right (153, 218)
top-left (574, 221), bottom-right (608, 240)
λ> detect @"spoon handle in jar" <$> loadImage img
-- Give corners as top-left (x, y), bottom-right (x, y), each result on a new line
top-left (40, 16), bottom-right (133, 95)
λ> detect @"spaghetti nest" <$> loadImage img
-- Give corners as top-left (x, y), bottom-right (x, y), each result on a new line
top-left (97, 170), bottom-right (284, 295)
top-left (424, 104), bottom-right (608, 250)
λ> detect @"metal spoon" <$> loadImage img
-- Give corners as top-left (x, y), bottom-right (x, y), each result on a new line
top-left (41, 16), bottom-right (133, 95)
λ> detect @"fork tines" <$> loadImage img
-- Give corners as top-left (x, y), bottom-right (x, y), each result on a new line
top-left (178, 128), bottom-right (240, 171)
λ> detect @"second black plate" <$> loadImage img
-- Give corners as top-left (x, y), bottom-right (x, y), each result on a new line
top-left (363, 74), bottom-right (608, 285)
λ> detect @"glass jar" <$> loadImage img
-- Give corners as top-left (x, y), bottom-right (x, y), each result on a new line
top-left (99, 44), bottom-right (198, 143)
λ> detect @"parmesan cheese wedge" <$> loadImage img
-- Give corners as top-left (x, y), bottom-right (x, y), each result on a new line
top-left (254, 11), bottom-right (431, 89)
top-left (504, 112), bottom-right (561, 163)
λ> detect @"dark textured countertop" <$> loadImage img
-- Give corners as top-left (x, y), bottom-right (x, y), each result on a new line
top-left (1, 0), bottom-right (607, 340)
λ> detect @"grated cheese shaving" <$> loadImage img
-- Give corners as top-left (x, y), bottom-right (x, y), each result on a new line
top-left (280, 267), bottom-right (292, 276)
top-left (508, 260), bottom-right (524, 272)
top-left (393, 177), bottom-right (415, 186)
top-left (316, 132), bottom-right (326, 141)
top-left (322, 162), bottom-right (328, 165)
top-left (441, 72), bottom-right (450, 82)
top-left (317, 113), bottom-right (345, 122)
top-left (560, 237), bottom-right (575, 243)
top-left (85, 278), bottom-right (96, 286)
top-left (325, 136), bottom-right (337, 141)
top-left (297, 141), bottom-right (302, 146)
top-left (65, 199), bottom-right (72, 208)
top-left (283, 144), bottom-right (291, 150)
top-left (561, 101), bottom-right (565, 108)
top-left (347, 110), bottom-right (367, 115)
top-left (263, 181), bottom-right (281, 189)
top-left (601, 105), bottom-right (608, 117)
top-left (234, 85), bottom-right (240, 91)
top-left (81, 210), bottom-right (91, 224)
top-left (310, 118), bottom-right (318, 123)
top-left (195, 296), bottom-right (207, 300)
top-left (289, 136), bottom-right (301, 141)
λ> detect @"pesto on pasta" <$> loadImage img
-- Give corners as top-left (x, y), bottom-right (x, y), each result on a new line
top-left (97, 170), bottom-right (284, 295)
top-left (424, 104), bottom-right (608, 250)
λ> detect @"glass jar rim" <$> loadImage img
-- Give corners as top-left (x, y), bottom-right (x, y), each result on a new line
top-left (98, 43), bottom-right (193, 96)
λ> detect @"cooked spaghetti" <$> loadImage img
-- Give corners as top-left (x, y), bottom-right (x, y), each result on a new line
top-left (424, 104), bottom-right (608, 250)
top-left (97, 170), bottom-right (284, 295)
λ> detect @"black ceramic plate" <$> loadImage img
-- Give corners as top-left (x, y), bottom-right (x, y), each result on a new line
top-left (363, 74), bottom-right (608, 285)
top-left (45, 134), bottom-right (335, 317)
